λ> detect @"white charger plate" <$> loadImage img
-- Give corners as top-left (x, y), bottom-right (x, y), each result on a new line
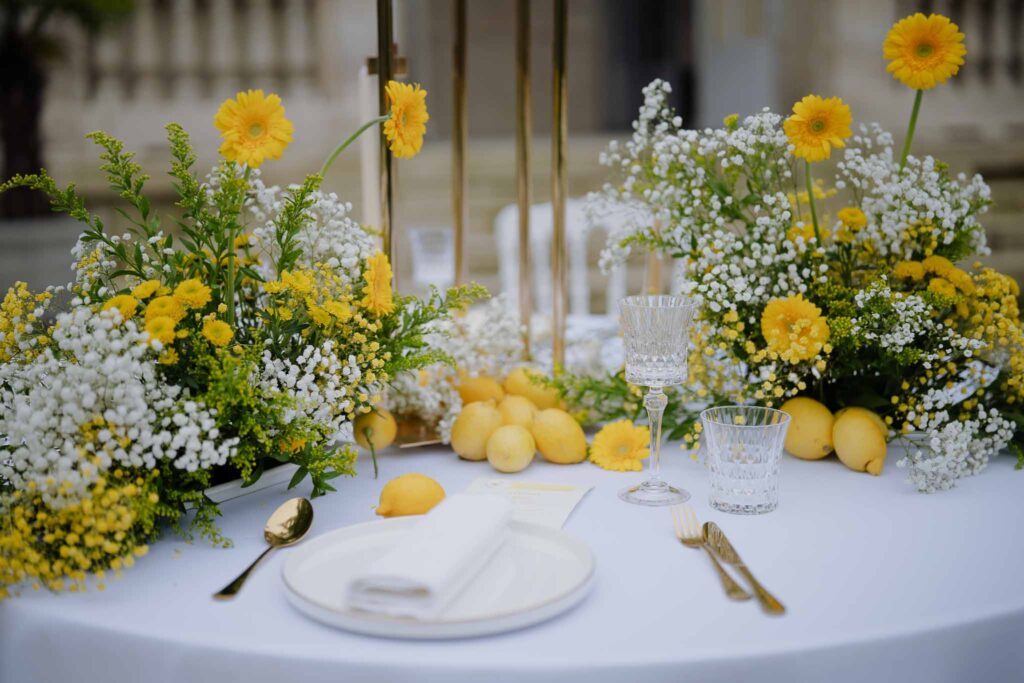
top-left (282, 516), bottom-right (595, 639)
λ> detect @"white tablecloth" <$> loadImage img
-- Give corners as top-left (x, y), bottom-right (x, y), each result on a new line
top-left (3, 445), bottom-right (1024, 682)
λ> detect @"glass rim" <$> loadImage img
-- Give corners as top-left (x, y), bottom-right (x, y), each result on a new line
top-left (699, 405), bottom-right (791, 428)
top-left (619, 294), bottom-right (700, 310)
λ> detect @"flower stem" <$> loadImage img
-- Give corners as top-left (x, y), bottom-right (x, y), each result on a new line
top-left (805, 160), bottom-right (821, 244)
top-left (899, 89), bottom-right (923, 172)
top-left (226, 165), bottom-right (252, 326)
top-left (319, 115), bottom-right (390, 178)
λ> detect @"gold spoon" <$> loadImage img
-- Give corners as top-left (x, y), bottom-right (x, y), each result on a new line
top-left (213, 497), bottom-right (314, 600)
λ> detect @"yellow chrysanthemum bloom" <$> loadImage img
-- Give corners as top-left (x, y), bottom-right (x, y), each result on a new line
top-left (144, 296), bottom-right (185, 323)
top-left (306, 301), bottom-right (332, 327)
top-left (158, 348), bottom-right (180, 365)
top-left (837, 207), bottom-right (867, 230)
top-left (783, 95), bottom-right (852, 162)
top-left (324, 300), bottom-right (352, 322)
top-left (281, 270), bottom-right (314, 295)
top-left (944, 267), bottom-right (976, 295)
top-left (589, 420), bottom-right (650, 472)
top-left (144, 316), bottom-right (176, 346)
top-left (383, 81), bottom-right (429, 159)
top-left (760, 294), bottom-right (830, 363)
top-left (722, 113), bottom-right (739, 129)
top-left (360, 252), bottom-right (395, 316)
top-left (214, 90), bottom-right (294, 168)
top-left (202, 319), bottom-right (233, 347)
top-left (893, 261), bottom-right (925, 282)
top-left (922, 254), bottom-right (954, 277)
top-left (173, 278), bottom-right (212, 309)
top-left (884, 13), bottom-right (966, 90)
top-left (928, 277), bottom-right (957, 298)
top-left (131, 280), bottom-right (161, 300)
top-left (786, 222), bottom-right (829, 244)
top-left (101, 295), bottom-right (138, 322)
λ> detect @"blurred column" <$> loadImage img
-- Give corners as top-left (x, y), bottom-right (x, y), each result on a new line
top-left (245, 0), bottom-right (277, 90)
top-left (95, 20), bottom-right (125, 100)
top-left (170, 0), bottom-right (201, 99)
top-left (210, 0), bottom-right (241, 96)
top-left (284, 0), bottom-right (315, 97)
top-left (132, 0), bottom-right (162, 100)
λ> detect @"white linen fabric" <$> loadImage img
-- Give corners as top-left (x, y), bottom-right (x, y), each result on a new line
top-left (346, 493), bottom-right (510, 619)
top-left (2, 446), bottom-right (1024, 683)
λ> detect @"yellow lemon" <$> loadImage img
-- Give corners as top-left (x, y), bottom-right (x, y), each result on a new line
top-left (486, 425), bottom-right (536, 473)
top-left (376, 473), bottom-right (446, 517)
top-left (531, 408), bottom-right (587, 464)
top-left (498, 395), bottom-right (538, 428)
top-left (835, 406), bottom-right (888, 440)
top-left (503, 367), bottom-right (562, 410)
top-left (450, 400), bottom-right (504, 461)
top-left (456, 375), bottom-right (505, 405)
top-left (832, 407), bottom-right (888, 475)
top-left (353, 409), bottom-right (398, 451)
top-left (779, 397), bottom-right (834, 460)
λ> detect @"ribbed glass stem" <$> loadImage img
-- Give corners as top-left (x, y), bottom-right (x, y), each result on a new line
top-left (644, 387), bottom-right (667, 485)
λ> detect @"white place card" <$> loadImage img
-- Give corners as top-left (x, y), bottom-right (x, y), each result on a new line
top-left (464, 478), bottom-right (592, 529)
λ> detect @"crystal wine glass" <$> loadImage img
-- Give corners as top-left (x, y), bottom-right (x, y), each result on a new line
top-left (618, 295), bottom-right (700, 506)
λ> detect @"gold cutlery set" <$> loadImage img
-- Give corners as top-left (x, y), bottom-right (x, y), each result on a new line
top-left (670, 504), bottom-right (785, 615)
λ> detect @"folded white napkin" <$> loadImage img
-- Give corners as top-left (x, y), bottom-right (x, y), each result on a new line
top-left (347, 493), bottom-right (511, 620)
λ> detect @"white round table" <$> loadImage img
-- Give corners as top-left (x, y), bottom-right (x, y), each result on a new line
top-left (3, 445), bottom-right (1024, 682)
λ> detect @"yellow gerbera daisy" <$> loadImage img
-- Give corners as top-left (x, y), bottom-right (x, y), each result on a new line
top-left (144, 296), bottom-right (185, 323)
top-left (360, 252), bottom-right (395, 316)
top-left (101, 295), bottom-right (138, 322)
top-left (760, 295), bottom-right (830, 363)
top-left (202, 319), bottom-right (233, 347)
top-left (214, 90), bottom-right (294, 168)
top-left (173, 278), bottom-right (212, 309)
top-left (144, 316), bottom-right (176, 346)
top-left (884, 13), bottom-right (966, 90)
top-left (383, 81), bottom-right (429, 159)
top-left (837, 207), bottom-right (867, 230)
top-left (783, 95), bottom-right (852, 162)
top-left (131, 280), bottom-right (161, 300)
top-left (893, 261), bottom-right (925, 282)
top-left (589, 420), bottom-right (650, 472)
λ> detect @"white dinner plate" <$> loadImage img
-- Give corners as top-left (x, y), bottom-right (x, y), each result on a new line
top-left (281, 516), bottom-right (595, 639)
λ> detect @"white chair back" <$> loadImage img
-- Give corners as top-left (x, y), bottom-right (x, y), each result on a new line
top-left (494, 199), bottom-right (628, 317)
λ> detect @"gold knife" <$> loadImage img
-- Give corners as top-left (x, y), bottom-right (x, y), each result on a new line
top-left (703, 522), bottom-right (785, 615)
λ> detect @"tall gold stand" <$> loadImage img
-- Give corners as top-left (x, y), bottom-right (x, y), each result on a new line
top-left (516, 0), bottom-right (532, 356)
top-left (452, 0), bottom-right (468, 286)
top-left (376, 0), bottom-right (396, 281)
top-left (551, 0), bottom-right (568, 369)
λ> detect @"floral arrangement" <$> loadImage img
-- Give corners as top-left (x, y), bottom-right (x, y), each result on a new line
top-left (576, 13), bottom-right (1022, 492)
top-left (385, 296), bottom-right (524, 443)
top-left (0, 83), bottom-right (479, 596)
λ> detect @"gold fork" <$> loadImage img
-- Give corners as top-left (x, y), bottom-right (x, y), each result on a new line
top-left (670, 504), bottom-right (751, 601)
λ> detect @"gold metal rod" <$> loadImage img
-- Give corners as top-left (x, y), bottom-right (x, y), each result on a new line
top-left (646, 250), bottom-right (663, 293)
top-left (551, 0), bottom-right (568, 370)
top-left (376, 0), bottom-right (396, 284)
top-left (515, 0), bottom-right (532, 357)
top-left (452, 0), bottom-right (468, 286)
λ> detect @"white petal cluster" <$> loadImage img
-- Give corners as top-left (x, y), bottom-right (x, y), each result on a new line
top-left (241, 171), bottom-right (378, 286)
top-left (898, 398), bottom-right (1014, 493)
top-left (258, 340), bottom-right (362, 437)
top-left (386, 297), bottom-right (525, 443)
top-left (837, 124), bottom-right (991, 260)
top-left (0, 308), bottom-right (236, 508)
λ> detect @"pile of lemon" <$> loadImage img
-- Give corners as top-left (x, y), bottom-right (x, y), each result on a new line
top-left (451, 367), bottom-right (586, 474)
top-left (780, 397), bottom-right (888, 475)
